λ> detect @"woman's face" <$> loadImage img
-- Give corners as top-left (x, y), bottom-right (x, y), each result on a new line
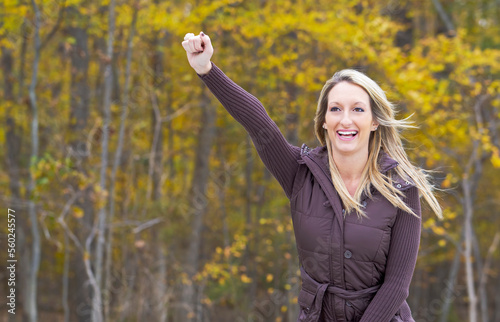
top-left (324, 81), bottom-right (378, 158)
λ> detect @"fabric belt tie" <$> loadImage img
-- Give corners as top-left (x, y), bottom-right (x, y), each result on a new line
top-left (300, 266), bottom-right (381, 322)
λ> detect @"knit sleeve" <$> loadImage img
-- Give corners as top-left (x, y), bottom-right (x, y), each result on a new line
top-left (359, 186), bottom-right (421, 322)
top-left (197, 62), bottom-right (301, 199)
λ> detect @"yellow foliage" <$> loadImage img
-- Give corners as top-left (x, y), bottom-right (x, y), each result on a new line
top-left (441, 178), bottom-right (451, 189)
top-left (72, 207), bottom-right (84, 219)
top-left (432, 226), bottom-right (446, 236)
top-left (423, 218), bottom-right (435, 229)
top-left (491, 148), bottom-right (500, 168)
top-left (241, 274), bottom-right (252, 283)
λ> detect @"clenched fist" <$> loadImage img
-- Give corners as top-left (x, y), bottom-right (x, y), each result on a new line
top-left (181, 31), bottom-right (214, 75)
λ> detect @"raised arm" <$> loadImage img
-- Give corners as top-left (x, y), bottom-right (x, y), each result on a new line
top-left (360, 186), bottom-right (422, 321)
top-left (181, 32), bottom-right (301, 199)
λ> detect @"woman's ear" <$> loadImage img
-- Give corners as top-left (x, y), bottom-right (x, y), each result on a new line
top-left (372, 121), bottom-right (379, 131)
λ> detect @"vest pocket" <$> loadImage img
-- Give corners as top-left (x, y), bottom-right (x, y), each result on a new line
top-left (297, 307), bottom-right (309, 321)
top-left (345, 300), bottom-right (356, 321)
top-left (345, 297), bottom-right (373, 322)
top-left (297, 288), bottom-right (315, 321)
top-left (345, 299), bottom-right (364, 322)
top-left (297, 288), bottom-right (315, 315)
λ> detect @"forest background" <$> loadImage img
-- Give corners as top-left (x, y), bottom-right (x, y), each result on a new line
top-left (0, 0), bottom-right (499, 321)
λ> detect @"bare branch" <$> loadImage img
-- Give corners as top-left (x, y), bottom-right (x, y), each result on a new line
top-left (164, 103), bottom-right (193, 122)
top-left (56, 190), bottom-right (85, 251)
top-left (480, 232), bottom-right (500, 287)
top-left (431, 0), bottom-right (455, 35)
top-left (132, 218), bottom-right (164, 234)
top-left (40, 0), bottom-right (66, 51)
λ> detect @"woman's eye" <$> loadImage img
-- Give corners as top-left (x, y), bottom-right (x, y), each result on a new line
top-left (354, 107), bottom-right (365, 112)
top-left (330, 107), bottom-right (340, 112)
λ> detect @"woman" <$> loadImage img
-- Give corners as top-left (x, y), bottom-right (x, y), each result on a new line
top-left (182, 32), bottom-right (442, 322)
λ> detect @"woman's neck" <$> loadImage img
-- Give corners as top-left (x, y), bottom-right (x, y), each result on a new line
top-left (333, 150), bottom-right (369, 196)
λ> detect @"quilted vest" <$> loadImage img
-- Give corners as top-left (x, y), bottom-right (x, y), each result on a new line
top-left (291, 143), bottom-right (414, 322)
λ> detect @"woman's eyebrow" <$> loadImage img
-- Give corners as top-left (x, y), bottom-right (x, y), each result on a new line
top-left (328, 101), bottom-right (367, 106)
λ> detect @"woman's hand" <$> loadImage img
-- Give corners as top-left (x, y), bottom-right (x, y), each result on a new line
top-left (181, 31), bottom-right (213, 75)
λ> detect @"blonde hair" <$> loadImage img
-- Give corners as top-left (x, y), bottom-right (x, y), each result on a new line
top-left (313, 69), bottom-right (443, 219)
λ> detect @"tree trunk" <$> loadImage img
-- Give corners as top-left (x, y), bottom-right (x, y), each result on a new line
top-left (144, 84), bottom-right (163, 211)
top-left (215, 137), bottom-right (230, 249)
top-left (461, 93), bottom-right (489, 322)
top-left (149, 33), bottom-right (168, 316)
top-left (104, 2), bottom-right (138, 319)
top-left (67, 23), bottom-right (90, 156)
top-left (17, 19), bottom-right (28, 103)
top-left (166, 78), bottom-right (175, 183)
top-left (472, 230), bottom-right (488, 322)
top-left (118, 236), bottom-right (138, 322)
top-left (65, 8), bottom-right (92, 319)
top-left (4, 46), bottom-right (30, 322)
top-left (150, 27), bottom-right (166, 202)
top-left (439, 231), bottom-right (463, 322)
top-left (479, 232), bottom-right (500, 322)
top-left (3, 46), bottom-right (17, 185)
top-left (26, 1), bottom-right (42, 321)
top-left (463, 176), bottom-right (477, 322)
top-left (63, 231), bottom-right (70, 322)
top-left (93, 0), bottom-right (116, 320)
top-left (244, 133), bottom-right (256, 305)
top-left (156, 243), bottom-right (168, 322)
top-left (495, 261), bottom-right (500, 322)
top-left (179, 90), bottom-right (216, 321)
top-left (2, 47), bottom-right (14, 101)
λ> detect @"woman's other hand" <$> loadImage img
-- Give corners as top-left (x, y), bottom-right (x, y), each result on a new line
top-left (181, 31), bottom-right (213, 75)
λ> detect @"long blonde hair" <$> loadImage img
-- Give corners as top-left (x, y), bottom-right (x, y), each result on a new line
top-left (313, 69), bottom-right (442, 219)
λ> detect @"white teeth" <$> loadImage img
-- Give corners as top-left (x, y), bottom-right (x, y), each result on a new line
top-left (337, 131), bottom-right (358, 135)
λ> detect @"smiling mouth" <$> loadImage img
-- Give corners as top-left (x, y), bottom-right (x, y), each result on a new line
top-left (336, 130), bottom-right (358, 141)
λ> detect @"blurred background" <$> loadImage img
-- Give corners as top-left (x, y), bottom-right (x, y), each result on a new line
top-left (0, 0), bottom-right (499, 321)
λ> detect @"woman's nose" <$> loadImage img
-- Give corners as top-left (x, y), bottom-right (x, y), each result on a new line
top-left (340, 112), bottom-right (353, 127)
